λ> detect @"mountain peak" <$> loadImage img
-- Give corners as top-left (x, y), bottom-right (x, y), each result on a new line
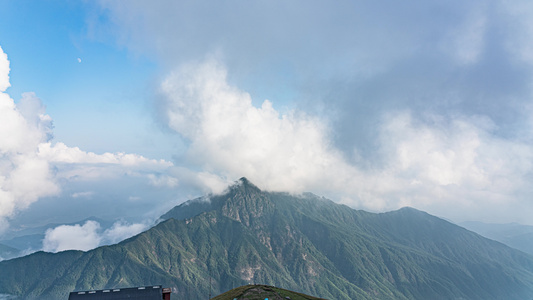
top-left (237, 177), bottom-right (260, 189)
top-left (161, 177), bottom-right (267, 222)
top-left (238, 176), bottom-right (250, 184)
top-left (220, 177), bottom-right (273, 226)
top-left (228, 177), bottom-right (262, 195)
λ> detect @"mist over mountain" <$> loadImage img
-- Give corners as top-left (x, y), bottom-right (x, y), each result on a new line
top-left (0, 243), bottom-right (19, 261)
top-left (0, 178), bottom-right (532, 299)
top-left (461, 221), bottom-right (533, 256)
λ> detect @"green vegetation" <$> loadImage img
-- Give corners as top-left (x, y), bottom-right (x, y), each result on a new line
top-left (0, 178), bottom-right (533, 299)
top-left (211, 284), bottom-right (325, 300)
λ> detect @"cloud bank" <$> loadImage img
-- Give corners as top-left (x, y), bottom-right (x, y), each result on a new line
top-left (156, 59), bottom-right (533, 224)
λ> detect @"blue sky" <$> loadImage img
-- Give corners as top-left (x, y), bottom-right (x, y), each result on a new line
top-left (0, 1), bottom-right (177, 158)
top-left (1, 0), bottom-right (533, 251)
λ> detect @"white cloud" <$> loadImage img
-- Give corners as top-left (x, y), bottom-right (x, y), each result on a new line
top-left (343, 111), bottom-right (533, 223)
top-left (0, 46), bottom-right (9, 92)
top-left (37, 142), bottom-right (173, 182)
top-left (0, 48), bottom-right (59, 233)
top-left (43, 220), bottom-right (102, 252)
top-left (159, 59), bottom-right (359, 194)
top-left (38, 142), bottom-right (171, 167)
top-left (164, 166), bottom-right (232, 194)
top-left (42, 220), bottom-right (150, 252)
top-left (17, 92), bottom-right (53, 140)
top-left (103, 220), bottom-right (148, 244)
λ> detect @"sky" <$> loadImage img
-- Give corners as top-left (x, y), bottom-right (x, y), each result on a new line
top-left (1, 0), bottom-right (533, 252)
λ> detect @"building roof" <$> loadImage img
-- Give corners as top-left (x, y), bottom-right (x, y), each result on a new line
top-left (68, 285), bottom-right (171, 300)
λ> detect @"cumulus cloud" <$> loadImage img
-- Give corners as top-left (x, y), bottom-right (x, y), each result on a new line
top-left (355, 112), bottom-right (533, 218)
top-left (42, 220), bottom-right (150, 252)
top-left (159, 59), bottom-right (358, 193)
top-left (42, 220), bottom-right (102, 252)
top-left (0, 47), bottom-right (59, 232)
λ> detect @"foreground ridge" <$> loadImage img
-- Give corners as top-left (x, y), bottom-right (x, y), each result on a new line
top-left (211, 284), bottom-right (326, 300)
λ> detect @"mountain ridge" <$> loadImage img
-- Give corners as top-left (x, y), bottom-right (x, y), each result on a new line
top-left (0, 178), bottom-right (532, 299)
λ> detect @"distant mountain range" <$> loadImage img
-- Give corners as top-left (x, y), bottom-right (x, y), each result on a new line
top-left (0, 178), bottom-right (532, 299)
top-left (0, 243), bottom-right (19, 261)
top-left (460, 221), bottom-right (533, 256)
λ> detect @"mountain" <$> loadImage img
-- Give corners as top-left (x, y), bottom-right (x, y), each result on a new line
top-left (460, 221), bottom-right (533, 255)
top-left (0, 234), bottom-right (42, 254)
top-left (0, 243), bottom-right (20, 261)
top-left (0, 178), bottom-right (533, 299)
top-left (211, 284), bottom-right (325, 300)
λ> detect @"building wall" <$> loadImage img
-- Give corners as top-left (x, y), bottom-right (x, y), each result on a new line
top-left (69, 286), bottom-right (170, 300)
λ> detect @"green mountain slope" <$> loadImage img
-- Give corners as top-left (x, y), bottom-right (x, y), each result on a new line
top-left (0, 178), bottom-right (532, 299)
top-left (211, 284), bottom-right (325, 300)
